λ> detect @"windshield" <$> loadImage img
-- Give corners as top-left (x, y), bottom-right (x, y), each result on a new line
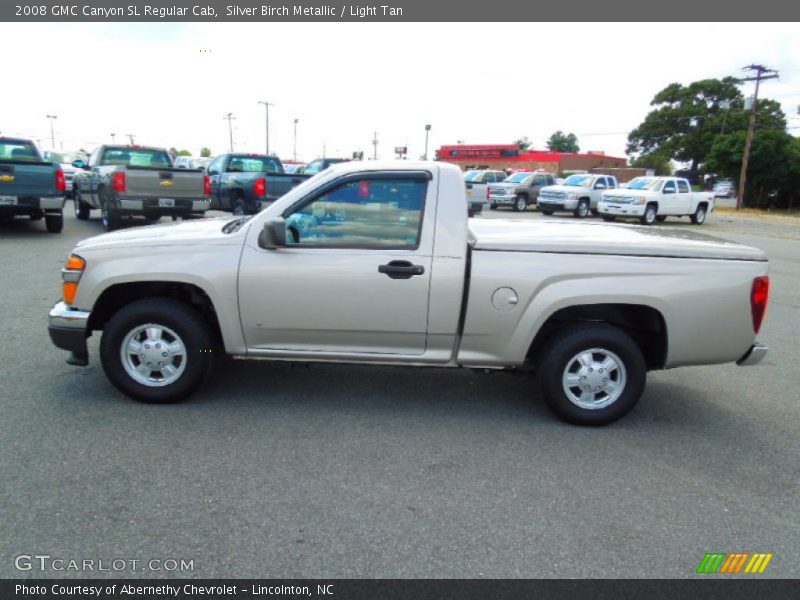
top-left (626, 178), bottom-right (661, 191)
top-left (505, 172), bottom-right (531, 184)
top-left (189, 158), bottom-right (211, 169)
top-left (227, 155), bottom-right (283, 173)
top-left (100, 148), bottom-right (172, 168)
top-left (563, 174), bottom-right (593, 187)
top-left (464, 170), bottom-right (482, 182)
top-left (0, 140), bottom-right (39, 161)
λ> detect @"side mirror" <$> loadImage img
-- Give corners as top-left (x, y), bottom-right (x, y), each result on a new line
top-left (72, 160), bottom-right (86, 169)
top-left (258, 218), bottom-right (287, 250)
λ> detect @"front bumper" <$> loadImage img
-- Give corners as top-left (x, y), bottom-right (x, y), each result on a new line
top-left (599, 203), bottom-right (645, 217)
top-left (539, 199), bottom-right (578, 211)
top-left (489, 194), bottom-right (516, 205)
top-left (117, 197), bottom-right (211, 213)
top-left (48, 301), bottom-right (91, 365)
top-left (736, 343), bottom-right (768, 366)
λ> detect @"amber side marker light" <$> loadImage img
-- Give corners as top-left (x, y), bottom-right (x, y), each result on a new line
top-left (62, 254), bottom-right (86, 305)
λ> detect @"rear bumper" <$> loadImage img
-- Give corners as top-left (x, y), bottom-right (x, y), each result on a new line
top-left (48, 301), bottom-right (91, 365)
top-left (117, 197), bottom-right (211, 213)
top-left (736, 343), bottom-right (768, 366)
top-left (0, 195), bottom-right (65, 213)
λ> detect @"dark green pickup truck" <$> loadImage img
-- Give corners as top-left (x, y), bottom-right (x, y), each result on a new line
top-left (206, 153), bottom-right (310, 215)
top-left (0, 137), bottom-right (66, 233)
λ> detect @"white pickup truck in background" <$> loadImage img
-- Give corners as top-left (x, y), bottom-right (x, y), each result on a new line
top-left (538, 173), bottom-right (619, 218)
top-left (48, 162), bottom-right (768, 426)
top-left (599, 176), bottom-right (714, 225)
top-left (464, 169), bottom-right (506, 216)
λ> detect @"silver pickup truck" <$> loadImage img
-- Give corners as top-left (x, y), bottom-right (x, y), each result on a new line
top-left (47, 162), bottom-right (769, 425)
top-left (72, 145), bottom-right (210, 231)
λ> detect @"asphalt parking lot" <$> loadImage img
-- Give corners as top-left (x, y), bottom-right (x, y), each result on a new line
top-left (1, 203), bottom-right (798, 579)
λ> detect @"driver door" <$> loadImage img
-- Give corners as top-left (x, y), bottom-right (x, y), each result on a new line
top-left (238, 171), bottom-right (435, 356)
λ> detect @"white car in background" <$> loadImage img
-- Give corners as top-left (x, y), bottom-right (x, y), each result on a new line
top-left (599, 176), bottom-right (714, 225)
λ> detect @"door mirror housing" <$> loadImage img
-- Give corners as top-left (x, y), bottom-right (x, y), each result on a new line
top-left (258, 218), bottom-right (287, 249)
top-left (72, 159), bottom-right (87, 169)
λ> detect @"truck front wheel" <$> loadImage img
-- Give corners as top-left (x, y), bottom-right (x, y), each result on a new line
top-left (513, 195), bottom-right (528, 212)
top-left (640, 203), bottom-right (658, 226)
top-left (574, 199), bottom-right (590, 218)
top-left (536, 324), bottom-right (646, 426)
top-left (100, 298), bottom-right (214, 404)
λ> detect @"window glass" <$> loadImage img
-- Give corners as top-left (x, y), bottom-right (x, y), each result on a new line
top-left (677, 180), bottom-right (690, 193)
top-left (227, 155), bottom-right (282, 173)
top-left (101, 148), bottom-right (171, 168)
top-left (88, 148), bottom-right (101, 166)
top-left (607, 177), bottom-right (617, 189)
top-left (663, 180), bottom-right (676, 193)
top-left (303, 160), bottom-right (324, 175)
top-left (286, 178), bottom-right (427, 248)
top-left (533, 175), bottom-right (547, 185)
top-left (0, 140), bottom-right (39, 161)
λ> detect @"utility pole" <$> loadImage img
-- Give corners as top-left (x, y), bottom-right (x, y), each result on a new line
top-left (257, 101), bottom-right (275, 154)
top-left (126, 133), bottom-right (135, 145)
top-left (372, 131), bottom-right (378, 160)
top-left (293, 118), bottom-right (298, 162)
top-left (46, 114), bottom-right (57, 149)
top-left (223, 113), bottom-right (235, 152)
top-left (735, 64), bottom-right (779, 210)
top-left (423, 124), bottom-right (432, 160)
top-left (110, 133), bottom-right (116, 144)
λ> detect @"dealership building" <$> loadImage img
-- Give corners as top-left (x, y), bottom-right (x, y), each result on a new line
top-left (435, 144), bottom-right (630, 175)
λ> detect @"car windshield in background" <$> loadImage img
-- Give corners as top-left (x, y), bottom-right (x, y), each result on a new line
top-left (505, 172), bottom-right (531, 184)
top-left (45, 151), bottom-right (85, 164)
top-left (626, 178), bottom-right (661, 191)
top-left (464, 171), bottom-right (482, 182)
top-left (101, 148), bottom-right (171, 167)
top-left (227, 156), bottom-right (282, 173)
top-left (0, 141), bottom-right (39, 161)
top-left (189, 158), bottom-right (211, 169)
top-left (563, 175), bottom-right (593, 187)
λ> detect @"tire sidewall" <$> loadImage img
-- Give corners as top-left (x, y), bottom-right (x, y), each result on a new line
top-left (100, 299), bottom-right (213, 403)
top-left (576, 199), bottom-right (589, 218)
top-left (694, 206), bottom-right (706, 224)
top-left (643, 204), bottom-right (657, 225)
top-left (537, 324), bottom-right (647, 425)
top-left (514, 195), bottom-right (527, 212)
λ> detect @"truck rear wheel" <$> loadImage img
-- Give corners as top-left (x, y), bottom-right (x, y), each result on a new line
top-left (536, 324), bottom-right (646, 425)
top-left (100, 298), bottom-right (214, 404)
top-left (45, 212), bottom-right (63, 233)
top-left (100, 191), bottom-right (121, 231)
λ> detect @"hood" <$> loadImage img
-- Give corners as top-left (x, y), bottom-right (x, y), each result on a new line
top-left (489, 182), bottom-right (521, 191)
top-left (75, 217), bottom-right (247, 252)
top-left (468, 219), bottom-right (767, 261)
top-left (540, 184), bottom-right (590, 194)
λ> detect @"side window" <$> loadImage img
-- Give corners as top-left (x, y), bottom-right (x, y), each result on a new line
top-left (285, 178), bottom-right (428, 248)
top-left (88, 148), bottom-right (101, 167)
top-left (663, 180), bottom-right (676, 194)
top-left (207, 157), bottom-right (223, 174)
top-left (304, 160), bottom-right (323, 175)
top-left (677, 180), bottom-right (690, 193)
top-left (608, 177), bottom-right (617, 189)
top-left (533, 175), bottom-right (547, 186)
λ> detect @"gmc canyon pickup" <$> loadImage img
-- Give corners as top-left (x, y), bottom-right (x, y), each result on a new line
top-left (47, 162), bottom-right (769, 425)
top-left (0, 137), bottom-right (66, 232)
top-left (72, 145), bottom-right (211, 231)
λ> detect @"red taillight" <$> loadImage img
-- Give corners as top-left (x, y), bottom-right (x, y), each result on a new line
top-left (112, 172), bottom-right (126, 192)
top-left (253, 177), bottom-right (266, 197)
top-left (751, 276), bottom-right (769, 333)
top-left (55, 169), bottom-right (66, 192)
top-left (203, 175), bottom-right (211, 196)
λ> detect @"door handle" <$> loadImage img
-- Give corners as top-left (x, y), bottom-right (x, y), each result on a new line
top-left (378, 260), bottom-right (425, 280)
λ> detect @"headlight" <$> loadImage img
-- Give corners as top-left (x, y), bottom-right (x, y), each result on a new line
top-left (632, 196), bottom-right (646, 205)
top-left (567, 192), bottom-right (579, 200)
top-left (62, 254), bottom-right (85, 305)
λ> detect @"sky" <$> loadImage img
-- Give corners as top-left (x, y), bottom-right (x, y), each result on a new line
top-left (1, 22), bottom-right (799, 162)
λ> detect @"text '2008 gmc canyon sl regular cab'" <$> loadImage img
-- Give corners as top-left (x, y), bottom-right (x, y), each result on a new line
top-left (48, 162), bottom-right (770, 425)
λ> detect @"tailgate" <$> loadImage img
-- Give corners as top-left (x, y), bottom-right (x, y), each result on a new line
top-left (465, 182), bottom-right (486, 201)
top-left (266, 173), bottom-right (310, 199)
top-left (124, 167), bottom-right (205, 198)
top-left (0, 161), bottom-right (59, 198)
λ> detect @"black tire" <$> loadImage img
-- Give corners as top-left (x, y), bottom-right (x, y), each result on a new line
top-left (655, 215), bottom-right (667, 222)
top-left (640, 203), bottom-right (657, 226)
top-left (100, 298), bottom-right (214, 404)
top-left (602, 215), bottom-right (616, 222)
top-left (145, 215), bottom-right (161, 224)
top-left (513, 194), bottom-right (527, 212)
top-left (74, 189), bottom-right (90, 220)
top-left (45, 212), bottom-right (63, 233)
top-left (536, 324), bottom-right (647, 426)
top-left (100, 189), bottom-right (121, 231)
top-left (574, 198), bottom-right (590, 218)
top-left (690, 203), bottom-right (707, 225)
top-left (232, 194), bottom-right (246, 216)
top-left (489, 204), bottom-right (497, 210)
top-left (540, 210), bottom-right (554, 216)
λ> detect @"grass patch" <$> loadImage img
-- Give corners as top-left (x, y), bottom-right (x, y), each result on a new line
top-left (715, 207), bottom-right (800, 219)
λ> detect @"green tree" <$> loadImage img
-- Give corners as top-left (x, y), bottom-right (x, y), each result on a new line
top-left (515, 137), bottom-right (531, 151)
top-left (626, 77), bottom-right (786, 182)
top-left (630, 152), bottom-right (672, 176)
top-left (176, 149), bottom-right (192, 157)
top-left (546, 131), bottom-right (579, 153)
top-left (200, 147), bottom-right (212, 157)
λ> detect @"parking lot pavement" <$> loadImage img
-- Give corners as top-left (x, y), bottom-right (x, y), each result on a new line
top-left (1, 204), bottom-right (798, 578)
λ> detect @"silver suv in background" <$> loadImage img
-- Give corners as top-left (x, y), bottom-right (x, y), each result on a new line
top-left (538, 174), bottom-right (619, 218)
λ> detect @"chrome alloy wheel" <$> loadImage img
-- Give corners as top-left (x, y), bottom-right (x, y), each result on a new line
top-left (561, 348), bottom-right (627, 410)
top-left (120, 323), bottom-right (187, 387)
